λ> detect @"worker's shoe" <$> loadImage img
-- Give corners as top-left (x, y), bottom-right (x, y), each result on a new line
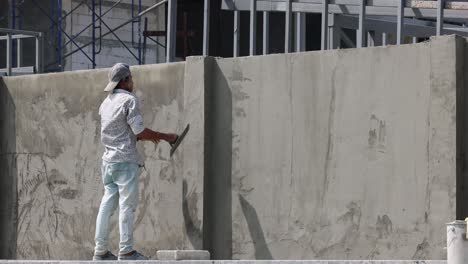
top-left (93, 251), bottom-right (118, 260)
top-left (118, 250), bottom-right (149, 260)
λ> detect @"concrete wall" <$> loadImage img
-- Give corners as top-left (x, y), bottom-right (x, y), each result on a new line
top-left (0, 36), bottom-right (465, 260)
top-left (205, 36), bottom-right (460, 260)
top-left (0, 62), bottom-right (204, 259)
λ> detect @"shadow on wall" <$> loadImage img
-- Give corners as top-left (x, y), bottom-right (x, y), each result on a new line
top-left (0, 78), bottom-right (17, 259)
top-left (203, 59), bottom-right (233, 259)
top-left (182, 179), bottom-right (203, 249)
top-left (238, 195), bottom-right (273, 260)
top-left (457, 40), bottom-right (468, 220)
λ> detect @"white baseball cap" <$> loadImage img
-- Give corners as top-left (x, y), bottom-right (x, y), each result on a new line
top-left (104, 63), bottom-right (131, 92)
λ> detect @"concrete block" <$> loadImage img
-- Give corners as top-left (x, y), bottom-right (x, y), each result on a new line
top-left (157, 250), bottom-right (211, 260)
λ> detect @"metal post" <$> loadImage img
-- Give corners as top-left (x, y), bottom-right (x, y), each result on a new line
top-left (233, 10), bottom-right (240, 57)
top-left (321, 0), bottom-right (328, 50)
top-left (382, 32), bottom-right (387, 46)
top-left (143, 17), bottom-right (148, 64)
top-left (36, 35), bottom-right (43, 73)
top-left (138, 0), bottom-right (142, 64)
top-left (203, 0), bottom-right (210, 56)
top-left (6, 33), bottom-right (12, 76)
top-left (296, 13), bottom-right (306, 52)
top-left (285, 0), bottom-right (292, 53)
top-left (92, 0), bottom-right (96, 68)
top-left (57, 0), bottom-right (62, 70)
top-left (167, 0), bottom-right (177, 62)
top-left (327, 13), bottom-right (334, 49)
top-left (249, 0), bottom-right (256, 56)
top-left (17, 38), bottom-right (22, 68)
top-left (437, 0), bottom-right (444, 36)
top-left (263, 11), bottom-right (269, 55)
top-left (397, 0), bottom-right (404, 45)
top-left (357, 0), bottom-right (366, 48)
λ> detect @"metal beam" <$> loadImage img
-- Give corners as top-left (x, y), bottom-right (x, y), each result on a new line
top-left (0, 34), bottom-right (37, 40)
top-left (234, 10), bottom-right (240, 57)
top-left (321, 0), bottom-right (328, 50)
top-left (36, 34), bottom-right (43, 73)
top-left (382, 32), bottom-right (387, 46)
top-left (396, 0), bottom-right (404, 44)
top-left (437, 0), bottom-right (445, 35)
top-left (357, 0), bottom-right (366, 48)
top-left (250, 0), bottom-right (257, 56)
top-left (6, 33), bottom-right (12, 76)
top-left (0, 28), bottom-right (43, 37)
top-left (328, 13), bottom-right (337, 49)
top-left (296, 13), bottom-right (306, 52)
top-left (167, 0), bottom-right (177, 62)
top-left (0, 66), bottom-right (35, 74)
top-left (203, 0), bottom-right (210, 56)
top-left (285, 0), bottom-right (292, 53)
top-left (17, 38), bottom-right (22, 68)
top-left (263, 11), bottom-right (269, 55)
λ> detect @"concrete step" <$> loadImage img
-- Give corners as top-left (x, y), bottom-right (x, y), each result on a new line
top-left (157, 250), bottom-right (210, 260)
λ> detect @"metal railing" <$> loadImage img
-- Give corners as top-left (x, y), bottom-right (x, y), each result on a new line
top-left (218, 0), bottom-right (468, 56)
top-left (0, 28), bottom-right (43, 76)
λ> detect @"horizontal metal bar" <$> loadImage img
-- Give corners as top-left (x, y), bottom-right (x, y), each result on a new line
top-left (0, 28), bottom-right (42, 37)
top-left (0, 34), bottom-right (37, 40)
top-left (335, 14), bottom-right (468, 37)
top-left (0, 66), bottom-right (35, 74)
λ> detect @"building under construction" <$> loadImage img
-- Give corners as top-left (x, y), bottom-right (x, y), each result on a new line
top-left (3, 0), bottom-right (468, 263)
top-left (2, 0), bottom-right (468, 75)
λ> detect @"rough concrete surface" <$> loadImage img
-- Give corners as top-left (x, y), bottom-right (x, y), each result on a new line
top-left (207, 36), bottom-right (459, 259)
top-left (0, 62), bottom-right (204, 259)
top-left (1, 36), bottom-right (466, 261)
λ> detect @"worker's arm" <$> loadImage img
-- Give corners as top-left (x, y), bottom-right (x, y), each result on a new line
top-left (125, 98), bottom-right (178, 144)
top-left (137, 128), bottom-right (178, 144)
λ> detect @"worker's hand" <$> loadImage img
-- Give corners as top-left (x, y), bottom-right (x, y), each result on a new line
top-left (166, 133), bottom-right (178, 144)
top-left (152, 138), bottom-right (160, 145)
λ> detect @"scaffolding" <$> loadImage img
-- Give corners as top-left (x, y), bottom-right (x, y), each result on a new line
top-left (2, 0), bottom-right (177, 75)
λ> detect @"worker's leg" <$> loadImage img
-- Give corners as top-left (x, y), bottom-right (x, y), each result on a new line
top-left (114, 162), bottom-right (140, 255)
top-left (94, 162), bottom-right (119, 255)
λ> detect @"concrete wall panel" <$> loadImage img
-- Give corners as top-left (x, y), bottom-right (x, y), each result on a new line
top-left (0, 36), bottom-right (463, 260)
top-left (208, 36), bottom-right (459, 260)
top-left (0, 62), bottom-right (204, 259)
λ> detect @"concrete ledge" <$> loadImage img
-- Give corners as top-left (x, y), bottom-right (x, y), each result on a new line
top-left (0, 260), bottom-right (447, 264)
top-left (157, 250), bottom-right (210, 260)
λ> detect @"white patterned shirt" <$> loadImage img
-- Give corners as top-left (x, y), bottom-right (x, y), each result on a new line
top-left (99, 89), bottom-right (145, 165)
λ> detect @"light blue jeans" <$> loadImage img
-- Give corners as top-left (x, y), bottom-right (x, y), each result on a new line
top-left (94, 161), bottom-right (141, 255)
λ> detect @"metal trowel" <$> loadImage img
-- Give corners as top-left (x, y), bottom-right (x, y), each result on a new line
top-left (170, 124), bottom-right (190, 157)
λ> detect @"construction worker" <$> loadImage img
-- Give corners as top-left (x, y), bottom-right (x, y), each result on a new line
top-left (93, 63), bottom-right (178, 260)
